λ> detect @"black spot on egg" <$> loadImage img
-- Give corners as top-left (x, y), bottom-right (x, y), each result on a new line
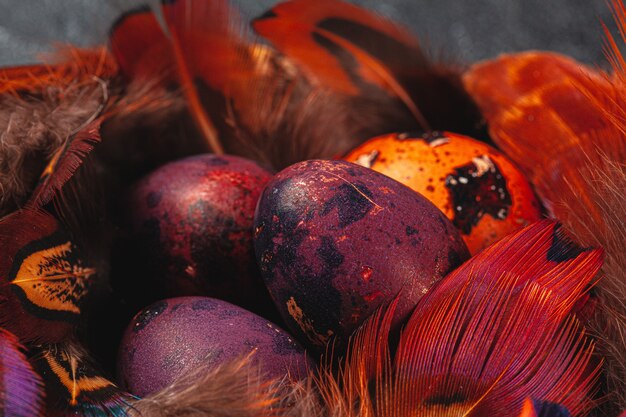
top-left (133, 300), bottom-right (167, 333)
top-left (192, 298), bottom-right (217, 311)
top-left (322, 182), bottom-right (374, 228)
top-left (146, 191), bottom-right (162, 208)
top-left (200, 156), bottom-right (229, 166)
top-left (406, 225), bottom-right (419, 236)
top-left (445, 155), bottom-right (512, 235)
top-left (317, 236), bottom-right (345, 275)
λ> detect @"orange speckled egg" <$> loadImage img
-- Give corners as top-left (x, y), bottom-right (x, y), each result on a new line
top-left (344, 131), bottom-right (542, 254)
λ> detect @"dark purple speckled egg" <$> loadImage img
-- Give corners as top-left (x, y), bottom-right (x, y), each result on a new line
top-left (117, 297), bottom-right (310, 397)
top-left (125, 154), bottom-right (275, 316)
top-left (253, 159), bottom-right (470, 351)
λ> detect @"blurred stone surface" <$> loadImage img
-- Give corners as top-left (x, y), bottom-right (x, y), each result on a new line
top-left (0, 0), bottom-right (617, 67)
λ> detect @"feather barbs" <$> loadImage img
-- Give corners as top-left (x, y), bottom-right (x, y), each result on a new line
top-left (0, 46), bottom-right (117, 97)
top-left (313, 220), bottom-right (602, 417)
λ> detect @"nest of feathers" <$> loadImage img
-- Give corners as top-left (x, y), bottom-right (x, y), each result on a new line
top-left (0, 0), bottom-right (624, 416)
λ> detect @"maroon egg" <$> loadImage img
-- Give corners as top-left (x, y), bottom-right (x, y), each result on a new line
top-left (253, 159), bottom-right (470, 351)
top-left (117, 297), bottom-right (310, 397)
top-left (125, 154), bottom-right (274, 316)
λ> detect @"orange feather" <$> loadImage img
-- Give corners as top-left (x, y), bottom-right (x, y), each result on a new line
top-left (463, 2), bottom-right (626, 410)
top-left (253, 0), bottom-right (430, 128)
top-left (109, 0), bottom-right (263, 154)
top-left (30, 341), bottom-right (134, 417)
top-left (0, 47), bottom-right (117, 96)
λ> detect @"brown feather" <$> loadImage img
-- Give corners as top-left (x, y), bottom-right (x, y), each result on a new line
top-left (129, 355), bottom-right (288, 417)
top-left (0, 81), bottom-right (105, 217)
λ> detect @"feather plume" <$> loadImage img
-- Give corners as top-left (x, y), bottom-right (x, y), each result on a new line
top-left (0, 328), bottom-right (45, 417)
top-left (110, 0), bottom-right (259, 154)
top-left (463, 3), bottom-right (626, 409)
top-left (28, 118), bottom-right (103, 210)
top-left (0, 57), bottom-right (110, 343)
top-left (109, 0), bottom-right (365, 169)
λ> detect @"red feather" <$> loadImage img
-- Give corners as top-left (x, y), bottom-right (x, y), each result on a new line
top-left (109, 0), bottom-right (258, 154)
top-left (314, 221), bottom-right (602, 416)
top-left (252, 0), bottom-right (430, 128)
top-left (252, 0), bottom-right (486, 138)
top-left (109, 0), bottom-right (487, 170)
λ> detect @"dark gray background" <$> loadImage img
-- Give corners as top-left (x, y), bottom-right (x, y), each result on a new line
top-left (0, 0), bottom-right (619, 67)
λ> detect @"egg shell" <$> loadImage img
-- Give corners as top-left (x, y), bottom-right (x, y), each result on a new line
top-left (117, 297), bottom-right (310, 397)
top-left (343, 131), bottom-right (542, 254)
top-left (124, 154), bottom-right (276, 316)
top-left (253, 159), bottom-right (470, 351)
